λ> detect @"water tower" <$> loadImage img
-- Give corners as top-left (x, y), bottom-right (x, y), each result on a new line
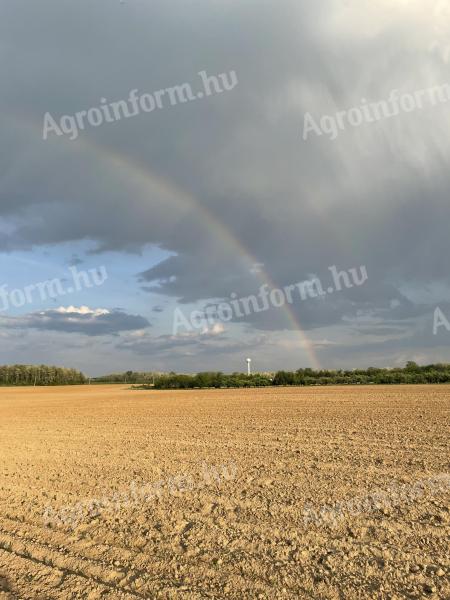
top-left (246, 358), bottom-right (252, 376)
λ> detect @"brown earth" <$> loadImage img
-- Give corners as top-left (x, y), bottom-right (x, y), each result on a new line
top-left (0, 384), bottom-right (448, 599)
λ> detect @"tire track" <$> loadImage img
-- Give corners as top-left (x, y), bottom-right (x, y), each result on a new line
top-left (0, 533), bottom-right (148, 599)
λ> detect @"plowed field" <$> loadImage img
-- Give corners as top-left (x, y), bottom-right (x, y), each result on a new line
top-left (0, 385), bottom-right (448, 599)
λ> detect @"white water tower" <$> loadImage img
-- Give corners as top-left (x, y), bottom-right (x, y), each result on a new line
top-left (246, 357), bottom-right (252, 376)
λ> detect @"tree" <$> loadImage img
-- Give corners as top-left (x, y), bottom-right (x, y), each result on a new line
top-left (0, 365), bottom-right (86, 386)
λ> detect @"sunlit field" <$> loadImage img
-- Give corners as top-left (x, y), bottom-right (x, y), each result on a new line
top-left (0, 385), bottom-right (448, 599)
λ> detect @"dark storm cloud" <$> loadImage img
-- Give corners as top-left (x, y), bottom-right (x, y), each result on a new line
top-left (1, 0), bottom-right (449, 367)
top-left (1, 308), bottom-right (150, 336)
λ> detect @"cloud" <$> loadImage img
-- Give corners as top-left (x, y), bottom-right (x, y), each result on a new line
top-left (117, 327), bottom-right (263, 361)
top-left (0, 306), bottom-right (150, 336)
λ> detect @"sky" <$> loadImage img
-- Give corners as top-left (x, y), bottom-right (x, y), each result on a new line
top-left (1, 0), bottom-right (450, 375)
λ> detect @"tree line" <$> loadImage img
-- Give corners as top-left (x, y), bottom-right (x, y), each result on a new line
top-left (0, 365), bottom-right (86, 386)
top-left (272, 362), bottom-right (450, 386)
top-left (91, 371), bottom-right (163, 384)
top-left (139, 362), bottom-right (450, 389)
top-left (2, 362), bottom-right (450, 388)
top-left (147, 372), bottom-right (273, 389)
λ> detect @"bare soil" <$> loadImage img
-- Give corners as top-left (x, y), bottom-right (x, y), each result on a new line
top-left (0, 385), bottom-right (448, 599)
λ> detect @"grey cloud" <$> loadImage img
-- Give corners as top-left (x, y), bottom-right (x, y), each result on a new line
top-left (117, 328), bottom-right (266, 360)
top-left (1, 308), bottom-right (150, 337)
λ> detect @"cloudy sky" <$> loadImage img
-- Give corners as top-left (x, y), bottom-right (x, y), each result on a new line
top-left (1, 0), bottom-right (449, 375)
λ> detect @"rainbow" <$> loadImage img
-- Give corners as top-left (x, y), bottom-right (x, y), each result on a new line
top-left (10, 113), bottom-right (322, 368)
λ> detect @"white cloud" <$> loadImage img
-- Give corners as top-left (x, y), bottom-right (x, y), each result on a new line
top-left (54, 305), bottom-right (110, 316)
